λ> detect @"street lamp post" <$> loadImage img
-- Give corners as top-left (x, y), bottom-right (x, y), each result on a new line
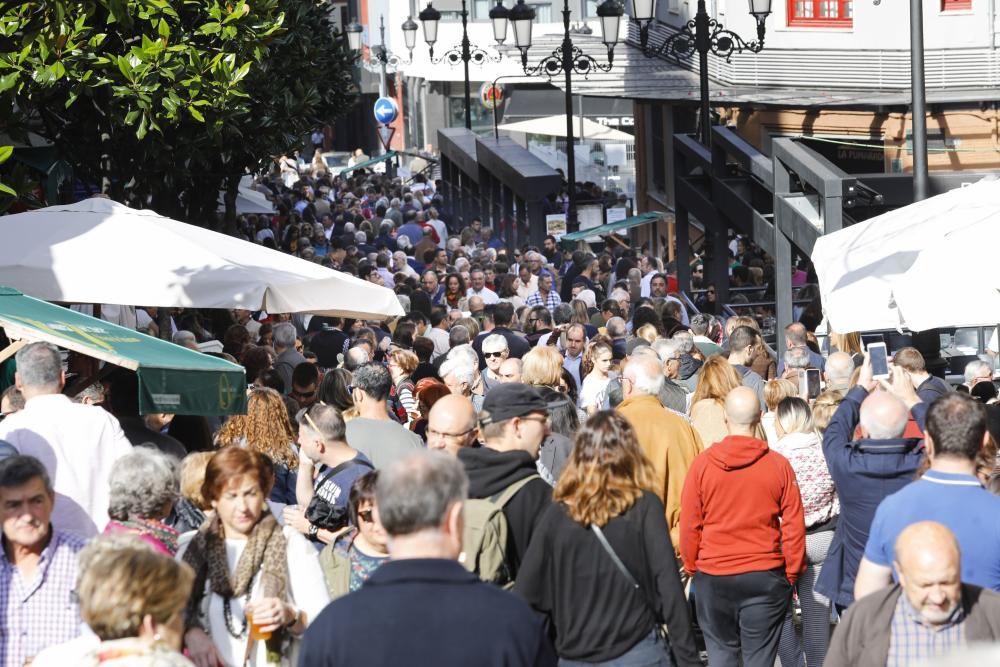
top-left (509, 0), bottom-right (623, 232)
top-left (418, 1), bottom-right (508, 131)
top-left (346, 15), bottom-right (419, 98)
top-left (634, 0), bottom-right (772, 145)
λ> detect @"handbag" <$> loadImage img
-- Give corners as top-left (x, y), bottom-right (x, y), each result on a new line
top-left (591, 524), bottom-right (671, 644)
top-left (304, 458), bottom-right (373, 530)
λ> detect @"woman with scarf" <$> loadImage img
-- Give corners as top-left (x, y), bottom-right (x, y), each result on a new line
top-left (179, 447), bottom-right (330, 667)
top-left (104, 448), bottom-right (182, 556)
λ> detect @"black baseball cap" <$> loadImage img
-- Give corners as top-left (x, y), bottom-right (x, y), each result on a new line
top-left (479, 383), bottom-right (567, 425)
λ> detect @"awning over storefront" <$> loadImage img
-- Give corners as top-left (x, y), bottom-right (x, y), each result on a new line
top-left (559, 212), bottom-right (665, 250)
top-left (339, 151), bottom-right (398, 176)
top-left (0, 287), bottom-right (247, 415)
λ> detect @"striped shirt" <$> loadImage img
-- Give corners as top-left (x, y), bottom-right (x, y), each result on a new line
top-left (887, 592), bottom-right (965, 667)
top-left (0, 529), bottom-right (86, 667)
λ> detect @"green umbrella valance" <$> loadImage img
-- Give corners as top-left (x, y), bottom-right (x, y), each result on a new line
top-left (0, 287), bottom-right (246, 415)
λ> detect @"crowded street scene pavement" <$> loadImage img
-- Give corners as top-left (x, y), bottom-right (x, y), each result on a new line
top-left (4, 0), bottom-right (1000, 666)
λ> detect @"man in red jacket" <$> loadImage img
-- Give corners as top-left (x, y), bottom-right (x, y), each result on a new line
top-left (680, 386), bottom-right (806, 667)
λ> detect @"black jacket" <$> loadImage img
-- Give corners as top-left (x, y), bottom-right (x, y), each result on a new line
top-left (514, 492), bottom-right (700, 666)
top-left (459, 447), bottom-right (552, 579)
top-left (117, 416), bottom-right (186, 459)
top-left (300, 559), bottom-right (557, 666)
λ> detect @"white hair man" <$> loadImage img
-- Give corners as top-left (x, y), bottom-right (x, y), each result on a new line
top-left (964, 359), bottom-right (993, 390)
top-left (824, 351), bottom-right (855, 396)
top-left (480, 334), bottom-right (509, 390)
top-left (0, 343), bottom-right (132, 537)
top-left (650, 338), bottom-right (691, 414)
top-left (616, 355), bottom-right (703, 550)
top-left (440, 356), bottom-right (483, 412)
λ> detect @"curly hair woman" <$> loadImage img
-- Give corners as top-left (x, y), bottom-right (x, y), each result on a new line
top-left (215, 387), bottom-right (299, 505)
top-left (514, 412), bottom-right (701, 666)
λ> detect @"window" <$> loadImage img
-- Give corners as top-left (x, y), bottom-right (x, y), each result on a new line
top-left (941, 0), bottom-right (971, 10)
top-left (530, 3), bottom-right (553, 22)
top-left (788, 0), bottom-right (853, 26)
top-left (473, 0), bottom-right (491, 19)
top-left (584, 0), bottom-right (599, 16)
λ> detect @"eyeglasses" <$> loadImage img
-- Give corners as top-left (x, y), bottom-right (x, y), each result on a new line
top-left (358, 509), bottom-right (375, 523)
top-left (483, 351), bottom-right (505, 359)
top-left (426, 426), bottom-right (476, 441)
top-left (527, 318), bottom-right (539, 324)
top-left (292, 388), bottom-right (317, 399)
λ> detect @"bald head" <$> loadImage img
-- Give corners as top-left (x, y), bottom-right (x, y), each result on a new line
top-left (859, 391), bottom-right (909, 440)
top-left (895, 521), bottom-right (960, 567)
top-left (894, 521), bottom-right (962, 625)
top-left (427, 394), bottom-right (478, 456)
top-left (498, 358), bottom-right (522, 383)
top-left (825, 351), bottom-right (855, 390)
top-left (725, 387), bottom-right (762, 432)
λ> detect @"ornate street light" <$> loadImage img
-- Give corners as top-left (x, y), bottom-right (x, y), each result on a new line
top-left (515, 0), bottom-right (622, 231)
top-left (642, 0), bottom-right (772, 144)
top-left (345, 21), bottom-right (363, 52)
top-left (418, 0), bottom-right (505, 131)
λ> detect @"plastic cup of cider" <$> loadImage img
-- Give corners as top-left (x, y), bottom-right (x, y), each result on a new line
top-left (246, 610), bottom-right (272, 641)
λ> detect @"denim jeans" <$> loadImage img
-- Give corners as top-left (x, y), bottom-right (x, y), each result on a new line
top-left (558, 631), bottom-right (675, 667)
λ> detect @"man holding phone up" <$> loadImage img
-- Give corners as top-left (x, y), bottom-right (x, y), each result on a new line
top-left (814, 354), bottom-right (929, 613)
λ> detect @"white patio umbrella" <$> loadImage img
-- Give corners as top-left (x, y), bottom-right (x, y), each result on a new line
top-left (0, 197), bottom-right (403, 320)
top-left (497, 115), bottom-right (634, 142)
top-left (812, 178), bottom-right (1000, 333)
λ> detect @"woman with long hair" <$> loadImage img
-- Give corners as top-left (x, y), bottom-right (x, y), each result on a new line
top-left (689, 356), bottom-right (743, 448)
top-left (772, 398), bottom-right (839, 667)
top-left (578, 339), bottom-right (614, 415)
top-left (443, 273), bottom-right (467, 311)
top-left (317, 368), bottom-right (357, 418)
top-left (515, 412), bottom-right (701, 666)
top-left (215, 388), bottom-right (299, 505)
top-left (828, 330), bottom-right (863, 367)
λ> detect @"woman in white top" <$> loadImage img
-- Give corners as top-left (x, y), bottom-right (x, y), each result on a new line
top-left (179, 447), bottom-right (330, 667)
top-left (578, 339), bottom-right (615, 415)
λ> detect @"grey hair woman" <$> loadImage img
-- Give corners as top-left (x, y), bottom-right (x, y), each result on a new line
top-left (104, 447), bottom-right (181, 556)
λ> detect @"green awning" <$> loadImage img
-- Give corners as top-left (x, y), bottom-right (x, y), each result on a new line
top-left (559, 212), bottom-right (665, 250)
top-left (339, 151), bottom-right (397, 176)
top-left (0, 287), bottom-right (246, 416)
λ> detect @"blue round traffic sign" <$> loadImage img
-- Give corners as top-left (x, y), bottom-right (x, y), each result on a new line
top-left (373, 97), bottom-right (399, 125)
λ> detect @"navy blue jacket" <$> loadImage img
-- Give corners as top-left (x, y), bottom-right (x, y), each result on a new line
top-left (299, 558), bottom-right (557, 667)
top-left (814, 386), bottom-right (927, 609)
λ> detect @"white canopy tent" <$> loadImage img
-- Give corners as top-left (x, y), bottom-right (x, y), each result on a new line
top-left (812, 178), bottom-right (1000, 333)
top-left (497, 115), bottom-right (634, 142)
top-left (0, 197), bottom-right (403, 320)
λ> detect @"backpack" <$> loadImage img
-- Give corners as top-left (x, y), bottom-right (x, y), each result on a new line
top-left (459, 474), bottom-right (539, 587)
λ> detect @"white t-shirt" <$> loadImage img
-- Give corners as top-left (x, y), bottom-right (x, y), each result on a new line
top-left (578, 373), bottom-right (612, 411)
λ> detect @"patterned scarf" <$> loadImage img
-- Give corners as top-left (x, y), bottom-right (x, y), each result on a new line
top-left (182, 509), bottom-right (288, 629)
top-left (107, 518), bottom-right (179, 555)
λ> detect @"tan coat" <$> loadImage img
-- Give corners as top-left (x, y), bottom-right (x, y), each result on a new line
top-left (617, 394), bottom-right (703, 550)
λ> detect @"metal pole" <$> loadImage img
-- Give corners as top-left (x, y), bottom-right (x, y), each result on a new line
top-left (695, 0), bottom-right (711, 145)
top-left (561, 0), bottom-right (577, 231)
top-left (910, 0), bottom-right (928, 201)
top-left (461, 0), bottom-right (472, 130)
top-left (378, 15), bottom-right (387, 99)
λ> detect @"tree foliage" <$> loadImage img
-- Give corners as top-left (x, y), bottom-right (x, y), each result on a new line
top-left (0, 0), bottom-right (359, 226)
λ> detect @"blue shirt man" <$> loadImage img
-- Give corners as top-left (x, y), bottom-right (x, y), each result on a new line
top-left (853, 392), bottom-right (1000, 599)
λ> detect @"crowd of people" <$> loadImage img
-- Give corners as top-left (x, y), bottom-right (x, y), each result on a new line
top-left (1, 162), bottom-right (1000, 667)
